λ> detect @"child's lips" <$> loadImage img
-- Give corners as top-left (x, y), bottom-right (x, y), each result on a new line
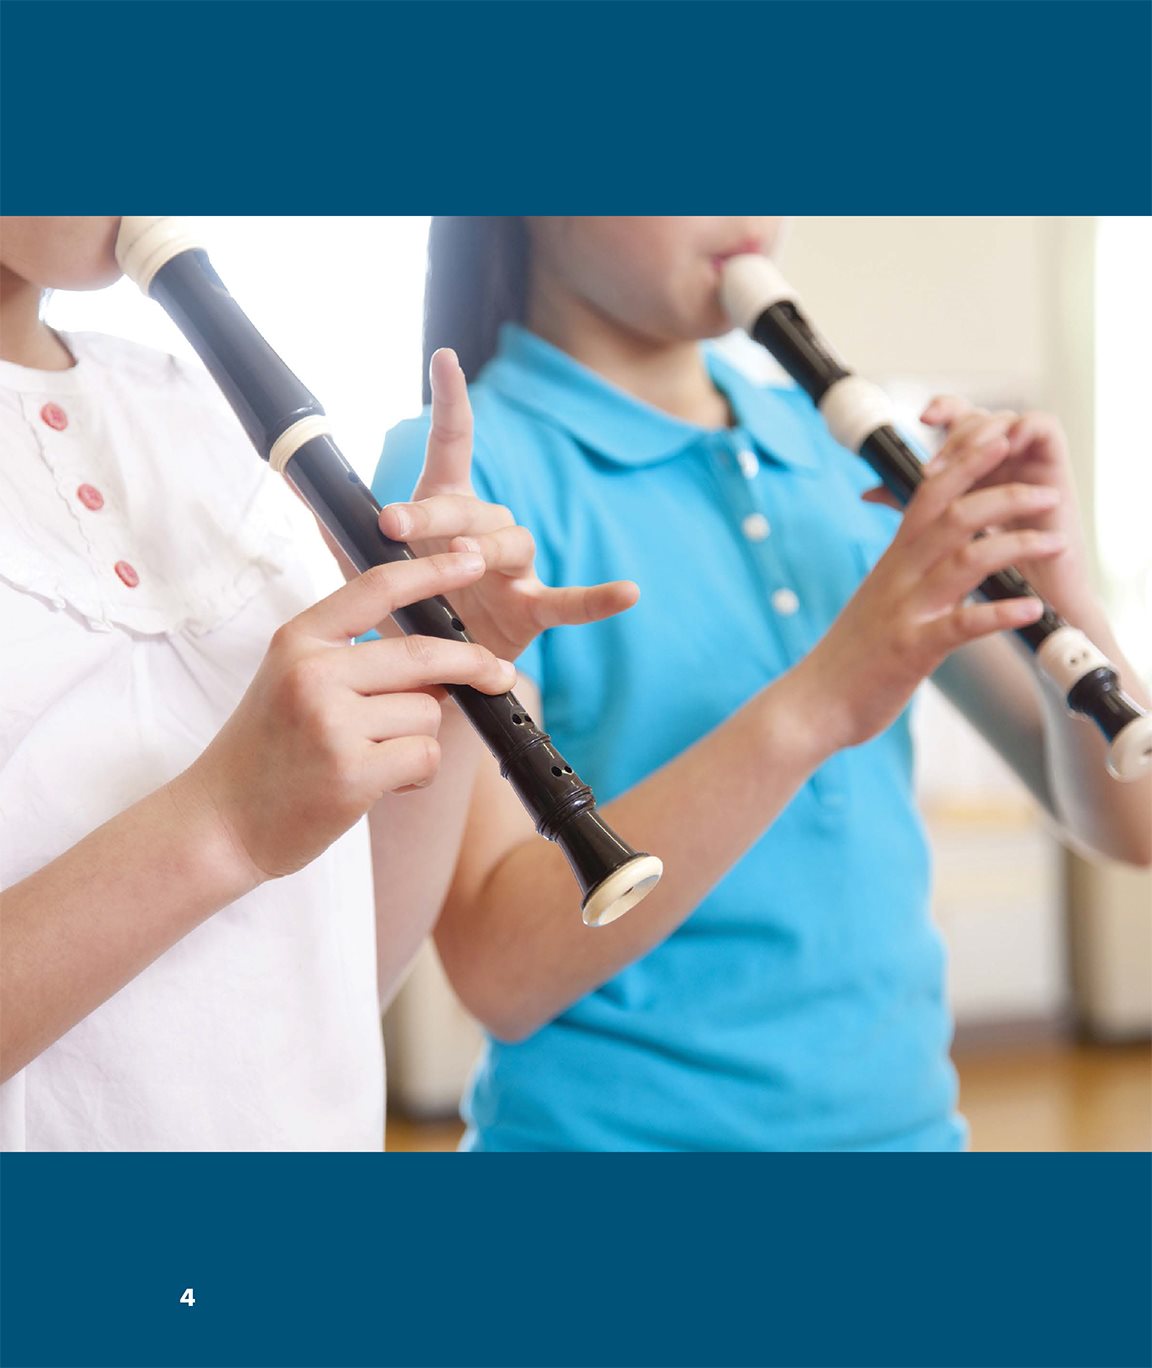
top-left (711, 240), bottom-right (763, 271)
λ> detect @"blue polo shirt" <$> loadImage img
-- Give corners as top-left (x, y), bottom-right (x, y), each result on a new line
top-left (376, 324), bottom-right (964, 1152)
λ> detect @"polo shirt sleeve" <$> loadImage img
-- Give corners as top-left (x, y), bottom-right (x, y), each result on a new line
top-left (372, 416), bottom-right (545, 688)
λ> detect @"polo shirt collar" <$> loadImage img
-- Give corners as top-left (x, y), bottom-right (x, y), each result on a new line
top-left (481, 324), bottom-right (817, 471)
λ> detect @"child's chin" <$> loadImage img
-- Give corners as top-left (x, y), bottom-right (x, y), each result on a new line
top-left (50, 254), bottom-right (123, 293)
top-left (695, 303), bottom-right (737, 340)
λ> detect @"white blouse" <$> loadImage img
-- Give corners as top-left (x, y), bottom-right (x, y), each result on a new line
top-left (0, 332), bottom-right (383, 1151)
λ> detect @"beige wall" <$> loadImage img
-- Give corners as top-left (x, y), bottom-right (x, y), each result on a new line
top-left (782, 217), bottom-right (1054, 392)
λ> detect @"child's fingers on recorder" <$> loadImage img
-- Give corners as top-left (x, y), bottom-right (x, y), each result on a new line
top-left (357, 690), bottom-right (444, 742)
top-left (529, 579), bottom-right (641, 629)
top-left (861, 485), bottom-right (902, 511)
top-left (933, 481), bottom-right (1062, 543)
top-left (921, 411), bottom-right (1011, 479)
top-left (378, 494), bottom-right (513, 545)
top-left (918, 525), bottom-right (1067, 610)
top-left (865, 476), bottom-right (1058, 529)
top-left (924, 402), bottom-right (1010, 450)
top-left (341, 635), bottom-right (517, 697)
top-left (369, 733), bottom-right (445, 795)
top-left (290, 551), bottom-right (488, 643)
top-left (903, 423), bottom-right (1013, 535)
top-left (920, 393), bottom-right (982, 430)
top-left (448, 526), bottom-right (537, 579)
top-left (916, 596), bottom-right (1046, 663)
top-left (1004, 409), bottom-right (1066, 459)
top-left (418, 347), bottom-right (475, 495)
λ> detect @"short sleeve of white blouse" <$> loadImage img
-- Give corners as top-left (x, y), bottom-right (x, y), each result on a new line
top-left (0, 333), bottom-right (383, 1152)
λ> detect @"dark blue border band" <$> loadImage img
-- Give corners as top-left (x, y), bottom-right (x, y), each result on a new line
top-left (2, 1154), bottom-right (1151, 1368)
top-left (1, 1), bottom-right (1149, 211)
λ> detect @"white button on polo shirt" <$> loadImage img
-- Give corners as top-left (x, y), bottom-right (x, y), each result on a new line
top-left (742, 512), bottom-right (771, 542)
top-left (772, 587), bottom-right (800, 616)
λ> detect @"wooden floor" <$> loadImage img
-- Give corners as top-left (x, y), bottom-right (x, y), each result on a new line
top-left (955, 1038), bottom-right (1151, 1152)
top-left (386, 1039), bottom-right (1152, 1152)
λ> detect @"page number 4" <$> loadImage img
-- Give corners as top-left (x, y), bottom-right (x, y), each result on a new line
top-left (179, 1288), bottom-right (196, 1308)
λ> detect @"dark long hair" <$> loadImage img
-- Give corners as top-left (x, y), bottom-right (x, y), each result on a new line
top-left (422, 217), bottom-right (530, 403)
